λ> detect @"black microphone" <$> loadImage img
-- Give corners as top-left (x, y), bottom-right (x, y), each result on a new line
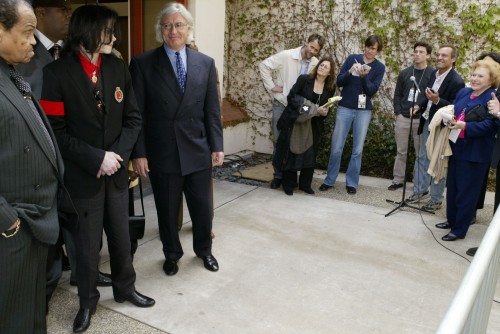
top-left (410, 76), bottom-right (421, 94)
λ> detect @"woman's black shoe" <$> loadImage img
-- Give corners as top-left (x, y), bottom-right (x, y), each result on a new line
top-left (299, 187), bottom-right (315, 194)
top-left (319, 184), bottom-right (333, 191)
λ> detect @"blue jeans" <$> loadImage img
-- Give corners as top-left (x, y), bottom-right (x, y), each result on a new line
top-left (324, 106), bottom-right (372, 188)
top-left (413, 118), bottom-right (446, 202)
top-left (271, 99), bottom-right (285, 179)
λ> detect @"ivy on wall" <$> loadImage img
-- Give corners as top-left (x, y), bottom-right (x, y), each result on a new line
top-left (224, 0), bottom-right (499, 152)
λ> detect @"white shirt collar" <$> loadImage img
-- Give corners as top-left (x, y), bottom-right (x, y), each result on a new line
top-left (34, 29), bottom-right (64, 51)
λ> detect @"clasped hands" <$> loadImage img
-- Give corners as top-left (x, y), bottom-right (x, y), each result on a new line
top-left (97, 151), bottom-right (123, 178)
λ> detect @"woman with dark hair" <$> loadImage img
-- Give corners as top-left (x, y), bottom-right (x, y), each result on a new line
top-left (273, 57), bottom-right (336, 195)
top-left (40, 5), bottom-right (154, 332)
top-left (320, 35), bottom-right (386, 194)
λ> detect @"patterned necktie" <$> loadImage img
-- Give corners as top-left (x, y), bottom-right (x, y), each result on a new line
top-left (175, 51), bottom-right (187, 93)
top-left (49, 44), bottom-right (61, 60)
top-left (9, 66), bottom-right (32, 97)
top-left (9, 66), bottom-right (56, 157)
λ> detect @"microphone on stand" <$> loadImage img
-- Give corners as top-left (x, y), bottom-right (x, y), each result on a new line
top-left (410, 76), bottom-right (421, 94)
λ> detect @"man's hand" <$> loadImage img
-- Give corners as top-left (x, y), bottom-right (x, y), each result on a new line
top-left (97, 151), bottom-right (123, 178)
top-left (212, 152), bottom-right (224, 166)
top-left (271, 85), bottom-right (283, 93)
top-left (487, 93), bottom-right (500, 117)
top-left (132, 158), bottom-right (149, 177)
top-left (425, 87), bottom-right (439, 104)
top-left (410, 105), bottom-right (420, 116)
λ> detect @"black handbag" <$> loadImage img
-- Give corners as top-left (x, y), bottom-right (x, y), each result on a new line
top-left (464, 104), bottom-right (486, 122)
top-left (129, 178), bottom-right (145, 240)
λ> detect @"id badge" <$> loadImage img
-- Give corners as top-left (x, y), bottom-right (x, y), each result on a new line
top-left (358, 94), bottom-right (366, 109)
top-left (422, 110), bottom-right (429, 120)
top-left (407, 88), bottom-right (419, 102)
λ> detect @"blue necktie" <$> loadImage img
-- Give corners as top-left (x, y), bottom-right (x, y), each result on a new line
top-left (175, 52), bottom-right (186, 93)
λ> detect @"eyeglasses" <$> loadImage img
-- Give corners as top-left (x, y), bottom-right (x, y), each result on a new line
top-left (160, 22), bottom-right (188, 31)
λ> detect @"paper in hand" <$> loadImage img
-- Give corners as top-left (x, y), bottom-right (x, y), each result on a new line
top-left (321, 96), bottom-right (342, 109)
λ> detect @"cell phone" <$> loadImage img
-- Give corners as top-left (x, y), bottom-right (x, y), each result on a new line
top-left (429, 88), bottom-right (436, 93)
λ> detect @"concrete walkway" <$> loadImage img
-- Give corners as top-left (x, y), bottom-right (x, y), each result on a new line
top-left (47, 174), bottom-right (500, 334)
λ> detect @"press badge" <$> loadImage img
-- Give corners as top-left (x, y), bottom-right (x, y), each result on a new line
top-left (408, 88), bottom-right (419, 102)
top-left (358, 94), bottom-right (366, 109)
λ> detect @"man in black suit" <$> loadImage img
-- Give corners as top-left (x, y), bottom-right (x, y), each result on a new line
top-left (0, 1), bottom-right (74, 332)
top-left (17, 0), bottom-right (113, 306)
top-left (40, 5), bottom-right (154, 332)
top-left (408, 45), bottom-right (465, 211)
top-left (130, 3), bottom-right (224, 276)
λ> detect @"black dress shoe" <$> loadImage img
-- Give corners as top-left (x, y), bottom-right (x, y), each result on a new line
top-left (435, 222), bottom-right (451, 229)
top-left (200, 254), bottom-right (219, 272)
top-left (441, 233), bottom-right (463, 241)
top-left (270, 178), bottom-right (282, 189)
top-left (62, 253), bottom-right (71, 271)
top-left (114, 290), bottom-right (155, 307)
top-left (466, 247), bottom-right (478, 256)
top-left (97, 271), bottom-right (112, 287)
top-left (163, 259), bottom-right (179, 276)
top-left (284, 189), bottom-right (293, 196)
top-left (388, 183), bottom-right (403, 190)
top-left (319, 183), bottom-right (333, 191)
top-left (346, 186), bottom-right (356, 194)
top-left (73, 307), bottom-right (95, 333)
top-left (299, 187), bottom-right (315, 194)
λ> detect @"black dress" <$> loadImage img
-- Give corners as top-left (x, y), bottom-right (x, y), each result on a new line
top-left (273, 75), bottom-right (335, 191)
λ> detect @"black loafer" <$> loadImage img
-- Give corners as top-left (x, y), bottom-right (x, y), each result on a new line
top-left (114, 290), bottom-right (155, 307)
top-left (466, 247), bottom-right (478, 256)
top-left (388, 183), bottom-right (403, 190)
top-left (163, 259), bottom-right (179, 276)
top-left (319, 183), bottom-right (333, 191)
top-left (441, 233), bottom-right (463, 241)
top-left (299, 187), bottom-right (315, 194)
top-left (200, 254), bottom-right (219, 272)
top-left (97, 271), bottom-right (112, 287)
top-left (73, 307), bottom-right (96, 333)
top-left (435, 222), bottom-right (451, 229)
top-left (346, 186), bottom-right (356, 194)
top-left (270, 178), bottom-right (282, 189)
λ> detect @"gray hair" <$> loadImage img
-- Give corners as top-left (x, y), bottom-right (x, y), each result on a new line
top-left (0, 0), bottom-right (32, 31)
top-left (155, 3), bottom-right (194, 43)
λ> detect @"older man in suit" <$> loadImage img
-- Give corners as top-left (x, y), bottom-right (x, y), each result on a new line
top-left (0, 1), bottom-right (74, 332)
top-left (129, 3), bottom-right (223, 276)
top-left (408, 45), bottom-right (465, 211)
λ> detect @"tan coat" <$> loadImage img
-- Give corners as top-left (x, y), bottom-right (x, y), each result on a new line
top-left (426, 105), bottom-right (454, 183)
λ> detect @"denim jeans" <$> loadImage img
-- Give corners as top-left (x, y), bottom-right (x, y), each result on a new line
top-left (271, 99), bottom-right (285, 179)
top-left (324, 106), bottom-right (372, 188)
top-left (413, 118), bottom-right (446, 202)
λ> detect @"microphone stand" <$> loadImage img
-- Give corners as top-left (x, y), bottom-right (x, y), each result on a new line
top-left (385, 78), bottom-right (434, 217)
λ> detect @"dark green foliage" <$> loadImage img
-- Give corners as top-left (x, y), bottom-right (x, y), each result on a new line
top-left (316, 109), bottom-right (416, 180)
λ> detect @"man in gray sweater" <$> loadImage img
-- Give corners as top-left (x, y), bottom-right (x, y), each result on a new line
top-left (389, 41), bottom-right (434, 190)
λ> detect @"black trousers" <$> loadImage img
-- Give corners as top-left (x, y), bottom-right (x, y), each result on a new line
top-left (0, 223), bottom-right (48, 334)
top-left (282, 167), bottom-right (314, 192)
top-left (149, 168), bottom-right (213, 260)
top-left (72, 178), bottom-right (136, 309)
